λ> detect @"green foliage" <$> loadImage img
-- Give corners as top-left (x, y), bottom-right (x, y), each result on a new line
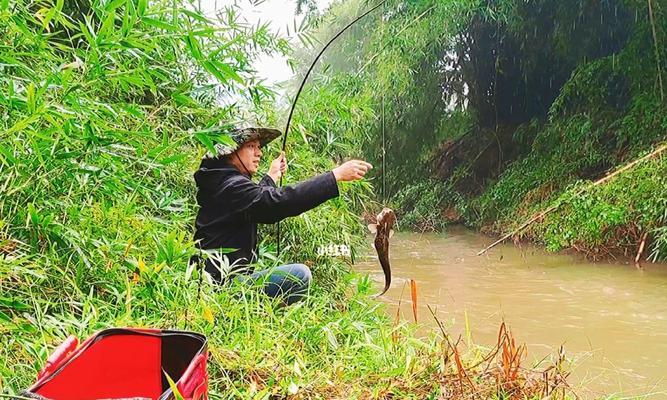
top-left (467, 18), bottom-right (667, 258)
top-left (0, 0), bottom-right (287, 298)
top-left (617, 93), bottom-right (667, 150)
top-left (470, 114), bottom-right (607, 227)
top-left (533, 156), bottom-right (667, 257)
top-left (0, 0), bottom-right (418, 396)
top-left (292, 74), bottom-right (375, 162)
top-left (550, 57), bottom-right (631, 119)
top-left (294, 0), bottom-right (667, 265)
top-left (392, 180), bottom-right (465, 232)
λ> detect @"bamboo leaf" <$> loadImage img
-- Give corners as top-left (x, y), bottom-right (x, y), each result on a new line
top-left (78, 21), bottom-right (96, 48)
top-left (322, 325), bottom-right (339, 349)
top-left (0, 311), bottom-right (10, 323)
top-left (217, 133), bottom-right (235, 147)
top-left (41, 7), bottom-right (56, 31)
top-left (211, 60), bottom-right (243, 84)
top-left (105, 0), bottom-right (126, 11)
top-left (3, 114), bottom-right (40, 137)
top-left (0, 144), bottom-right (16, 166)
top-left (142, 17), bottom-right (178, 31)
top-left (201, 60), bottom-right (227, 84)
top-left (185, 33), bottom-right (202, 60)
top-left (0, 297), bottom-right (30, 311)
top-left (122, 2), bottom-right (131, 35)
top-left (26, 83), bottom-right (36, 114)
top-left (180, 8), bottom-right (210, 24)
top-left (194, 131), bottom-right (216, 154)
top-left (137, 0), bottom-right (147, 16)
top-left (159, 153), bottom-right (187, 165)
top-left (99, 10), bottom-right (116, 38)
top-left (40, 0), bottom-right (63, 31)
top-left (171, 92), bottom-right (196, 107)
top-left (122, 104), bottom-right (144, 118)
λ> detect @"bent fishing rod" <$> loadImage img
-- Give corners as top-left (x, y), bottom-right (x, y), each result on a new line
top-left (276, 1), bottom-right (386, 256)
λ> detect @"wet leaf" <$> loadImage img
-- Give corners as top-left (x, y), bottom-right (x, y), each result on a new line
top-left (164, 371), bottom-right (185, 400)
top-left (137, 258), bottom-right (147, 273)
top-left (142, 17), bottom-right (177, 31)
top-left (105, 0), bottom-right (126, 11)
top-left (185, 33), bottom-right (203, 60)
top-left (410, 279), bottom-right (418, 323)
top-left (0, 298), bottom-right (30, 311)
top-left (202, 306), bottom-right (214, 324)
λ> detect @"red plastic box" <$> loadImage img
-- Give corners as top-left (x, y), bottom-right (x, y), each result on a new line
top-left (23, 328), bottom-right (208, 400)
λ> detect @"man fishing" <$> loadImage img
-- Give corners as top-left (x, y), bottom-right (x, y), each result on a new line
top-left (193, 126), bottom-right (372, 305)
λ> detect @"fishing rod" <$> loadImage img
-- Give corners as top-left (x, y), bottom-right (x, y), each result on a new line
top-left (276, 0), bottom-right (386, 255)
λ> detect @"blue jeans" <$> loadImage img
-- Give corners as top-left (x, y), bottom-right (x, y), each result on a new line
top-left (237, 263), bottom-right (312, 305)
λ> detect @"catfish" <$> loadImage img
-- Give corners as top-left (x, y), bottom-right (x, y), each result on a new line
top-left (367, 208), bottom-right (396, 297)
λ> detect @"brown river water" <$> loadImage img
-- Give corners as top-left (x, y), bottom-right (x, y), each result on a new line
top-left (356, 227), bottom-right (667, 399)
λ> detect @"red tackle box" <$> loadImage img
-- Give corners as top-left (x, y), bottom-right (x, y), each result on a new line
top-left (23, 328), bottom-right (208, 400)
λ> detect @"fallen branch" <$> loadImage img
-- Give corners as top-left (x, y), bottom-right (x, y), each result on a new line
top-left (635, 231), bottom-right (649, 269)
top-left (478, 143), bottom-right (667, 256)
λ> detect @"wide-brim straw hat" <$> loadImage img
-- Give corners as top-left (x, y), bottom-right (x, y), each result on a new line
top-left (207, 127), bottom-right (282, 158)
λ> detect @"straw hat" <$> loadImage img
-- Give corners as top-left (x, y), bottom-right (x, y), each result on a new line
top-left (207, 127), bottom-right (282, 158)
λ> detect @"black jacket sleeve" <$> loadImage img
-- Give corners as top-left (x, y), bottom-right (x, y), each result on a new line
top-left (219, 172), bottom-right (339, 224)
top-left (259, 174), bottom-right (276, 187)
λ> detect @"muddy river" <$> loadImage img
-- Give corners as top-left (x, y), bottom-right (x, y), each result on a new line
top-left (357, 228), bottom-right (667, 398)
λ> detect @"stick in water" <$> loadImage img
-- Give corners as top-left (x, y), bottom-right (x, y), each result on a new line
top-left (478, 143), bottom-right (667, 256)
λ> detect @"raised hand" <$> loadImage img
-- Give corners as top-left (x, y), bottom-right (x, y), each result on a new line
top-left (332, 160), bottom-right (373, 182)
top-left (268, 151), bottom-right (287, 182)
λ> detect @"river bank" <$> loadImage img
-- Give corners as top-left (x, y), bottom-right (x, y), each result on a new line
top-left (391, 139), bottom-right (667, 265)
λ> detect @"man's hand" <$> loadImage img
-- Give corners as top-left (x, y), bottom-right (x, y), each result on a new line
top-left (268, 152), bottom-right (287, 182)
top-left (332, 160), bottom-right (373, 182)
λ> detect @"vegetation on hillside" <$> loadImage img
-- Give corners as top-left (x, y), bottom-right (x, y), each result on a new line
top-left (296, 0), bottom-right (667, 262)
top-left (1, 0), bottom-right (575, 398)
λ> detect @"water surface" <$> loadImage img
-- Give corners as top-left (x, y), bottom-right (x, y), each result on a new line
top-left (357, 228), bottom-right (667, 399)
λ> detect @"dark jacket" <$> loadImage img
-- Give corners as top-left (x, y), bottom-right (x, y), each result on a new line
top-left (193, 157), bottom-right (339, 281)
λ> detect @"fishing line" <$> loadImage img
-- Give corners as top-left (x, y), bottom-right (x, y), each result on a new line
top-left (381, 0), bottom-right (386, 203)
top-left (382, 94), bottom-right (386, 203)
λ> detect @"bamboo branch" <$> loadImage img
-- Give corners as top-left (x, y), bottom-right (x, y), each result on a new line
top-left (356, 6), bottom-right (436, 77)
top-left (477, 143), bottom-right (667, 256)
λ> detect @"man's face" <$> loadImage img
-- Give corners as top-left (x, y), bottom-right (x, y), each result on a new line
top-left (234, 139), bottom-right (262, 175)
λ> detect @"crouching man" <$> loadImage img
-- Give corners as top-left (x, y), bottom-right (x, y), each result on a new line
top-left (193, 127), bottom-right (372, 305)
